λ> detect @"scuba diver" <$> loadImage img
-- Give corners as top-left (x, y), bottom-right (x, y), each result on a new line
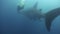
top-left (17, 0), bottom-right (25, 12)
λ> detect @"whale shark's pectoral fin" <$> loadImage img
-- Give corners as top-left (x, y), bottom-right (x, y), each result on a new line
top-left (45, 8), bottom-right (60, 32)
top-left (17, 5), bottom-right (24, 12)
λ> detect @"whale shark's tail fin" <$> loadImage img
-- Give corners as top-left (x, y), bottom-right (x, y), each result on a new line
top-left (45, 8), bottom-right (60, 32)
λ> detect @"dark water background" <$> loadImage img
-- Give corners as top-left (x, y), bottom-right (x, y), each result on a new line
top-left (0, 0), bottom-right (60, 34)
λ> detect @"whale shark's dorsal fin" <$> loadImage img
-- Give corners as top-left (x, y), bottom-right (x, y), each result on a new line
top-left (33, 2), bottom-right (38, 9)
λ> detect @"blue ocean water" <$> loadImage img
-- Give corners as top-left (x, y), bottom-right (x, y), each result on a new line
top-left (0, 0), bottom-right (60, 34)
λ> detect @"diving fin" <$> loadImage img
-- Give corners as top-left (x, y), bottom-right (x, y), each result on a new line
top-left (45, 8), bottom-right (60, 32)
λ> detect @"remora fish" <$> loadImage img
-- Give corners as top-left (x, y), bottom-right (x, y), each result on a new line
top-left (17, 0), bottom-right (25, 11)
top-left (17, 2), bottom-right (60, 32)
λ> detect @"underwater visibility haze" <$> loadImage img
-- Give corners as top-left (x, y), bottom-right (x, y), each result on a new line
top-left (0, 0), bottom-right (60, 34)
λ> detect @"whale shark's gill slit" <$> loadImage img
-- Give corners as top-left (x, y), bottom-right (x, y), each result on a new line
top-left (45, 8), bottom-right (60, 32)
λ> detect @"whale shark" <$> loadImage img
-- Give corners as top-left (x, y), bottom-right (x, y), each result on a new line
top-left (18, 2), bottom-right (42, 20)
top-left (17, 2), bottom-right (60, 32)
